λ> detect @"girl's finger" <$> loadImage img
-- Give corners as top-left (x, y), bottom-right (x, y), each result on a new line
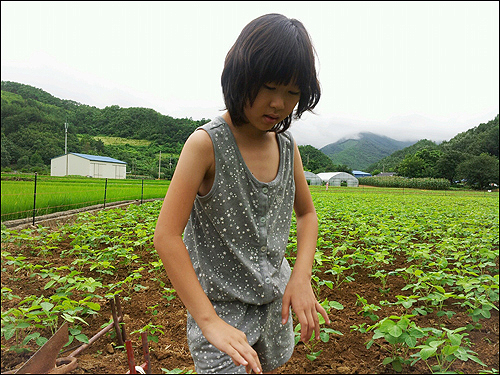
top-left (316, 301), bottom-right (330, 324)
top-left (230, 342), bottom-right (261, 374)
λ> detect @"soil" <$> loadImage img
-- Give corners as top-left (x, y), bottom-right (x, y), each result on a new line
top-left (1, 226), bottom-right (499, 374)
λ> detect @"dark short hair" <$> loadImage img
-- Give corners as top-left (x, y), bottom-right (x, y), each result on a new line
top-left (221, 13), bottom-right (321, 133)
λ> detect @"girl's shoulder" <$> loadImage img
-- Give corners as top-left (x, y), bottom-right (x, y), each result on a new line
top-left (183, 127), bottom-right (214, 160)
top-left (186, 116), bottom-right (226, 145)
top-left (277, 129), bottom-right (295, 150)
top-left (197, 116), bottom-right (226, 132)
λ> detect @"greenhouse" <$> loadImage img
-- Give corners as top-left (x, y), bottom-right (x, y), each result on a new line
top-left (317, 172), bottom-right (359, 187)
top-left (304, 171), bottom-right (322, 185)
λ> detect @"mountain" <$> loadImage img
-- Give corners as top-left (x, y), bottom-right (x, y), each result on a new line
top-left (366, 139), bottom-right (439, 173)
top-left (1, 81), bottom-right (209, 177)
top-left (367, 115), bottom-right (499, 174)
top-left (320, 132), bottom-right (415, 171)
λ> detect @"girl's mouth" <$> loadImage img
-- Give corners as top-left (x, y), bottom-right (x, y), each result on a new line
top-left (263, 114), bottom-right (279, 124)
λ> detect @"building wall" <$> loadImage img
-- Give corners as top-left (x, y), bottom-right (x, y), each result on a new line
top-left (51, 154), bottom-right (126, 179)
top-left (90, 162), bottom-right (126, 179)
top-left (51, 154), bottom-right (89, 177)
top-left (50, 156), bottom-right (66, 176)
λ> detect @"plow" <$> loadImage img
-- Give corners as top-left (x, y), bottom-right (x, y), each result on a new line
top-left (2, 295), bottom-right (151, 374)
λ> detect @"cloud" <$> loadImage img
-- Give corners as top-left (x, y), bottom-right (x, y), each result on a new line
top-left (4, 52), bottom-right (496, 150)
top-left (290, 111), bottom-right (499, 149)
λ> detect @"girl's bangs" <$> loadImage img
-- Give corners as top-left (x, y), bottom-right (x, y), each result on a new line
top-left (258, 40), bottom-right (309, 89)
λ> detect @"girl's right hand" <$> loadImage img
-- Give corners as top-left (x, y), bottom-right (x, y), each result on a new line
top-left (200, 318), bottom-right (262, 374)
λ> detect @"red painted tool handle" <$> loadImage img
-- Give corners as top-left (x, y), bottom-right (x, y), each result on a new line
top-left (125, 340), bottom-right (136, 374)
top-left (141, 332), bottom-right (151, 374)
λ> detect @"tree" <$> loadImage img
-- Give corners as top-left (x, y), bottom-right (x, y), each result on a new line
top-left (456, 153), bottom-right (499, 190)
top-left (332, 164), bottom-right (352, 174)
top-left (396, 154), bottom-right (427, 178)
top-left (30, 152), bottom-right (44, 167)
top-left (396, 148), bottom-right (442, 178)
top-left (434, 150), bottom-right (466, 183)
top-left (1, 133), bottom-right (12, 167)
top-left (367, 139), bottom-right (438, 173)
top-left (17, 155), bottom-right (30, 169)
top-left (298, 145), bottom-right (337, 173)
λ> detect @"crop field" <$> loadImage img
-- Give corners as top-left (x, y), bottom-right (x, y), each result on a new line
top-left (1, 175), bottom-right (170, 222)
top-left (1, 187), bottom-right (498, 374)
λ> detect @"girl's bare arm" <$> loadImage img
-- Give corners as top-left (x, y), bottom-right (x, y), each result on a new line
top-left (153, 130), bottom-right (262, 374)
top-left (281, 143), bottom-right (330, 342)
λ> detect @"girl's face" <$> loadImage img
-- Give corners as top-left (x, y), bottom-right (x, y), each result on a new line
top-left (243, 82), bottom-right (300, 132)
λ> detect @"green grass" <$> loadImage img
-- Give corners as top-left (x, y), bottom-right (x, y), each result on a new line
top-left (2, 176), bottom-right (496, 223)
top-left (91, 135), bottom-right (152, 146)
top-left (1, 175), bottom-right (169, 222)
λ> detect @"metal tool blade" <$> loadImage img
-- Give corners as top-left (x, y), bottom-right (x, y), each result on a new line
top-left (14, 323), bottom-right (69, 374)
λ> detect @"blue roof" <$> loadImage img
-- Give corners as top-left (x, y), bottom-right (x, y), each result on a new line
top-left (352, 170), bottom-right (371, 177)
top-left (70, 153), bottom-right (127, 164)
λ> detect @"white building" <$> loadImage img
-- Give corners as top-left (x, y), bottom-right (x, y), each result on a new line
top-left (51, 153), bottom-right (127, 179)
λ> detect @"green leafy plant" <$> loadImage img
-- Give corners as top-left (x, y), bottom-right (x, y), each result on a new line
top-left (294, 313), bottom-right (343, 361)
top-left (355, 294), bottom-right (381, 321)
top-left (130, 323), bottom-right (165, 344)
top-left (366, 315), bottom-right (426, 372)
top-left (350, 323), bottom-right (368, 333)
top-left (410, 326), bottom-right (486, 373)
top-left (161, 368), bottom-right (195, 374)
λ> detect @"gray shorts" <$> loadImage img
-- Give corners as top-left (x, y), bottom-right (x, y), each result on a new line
top-left (186, 298), bottom-right (294, 374)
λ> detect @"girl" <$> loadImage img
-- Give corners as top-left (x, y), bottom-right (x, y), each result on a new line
top-left (154, 13), bottom-right (330, 374)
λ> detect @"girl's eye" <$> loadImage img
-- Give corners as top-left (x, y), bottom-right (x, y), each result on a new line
top-left (263, 84), bottom-right (276, 90)
top-left (289, 91), bottom-right (300, 96)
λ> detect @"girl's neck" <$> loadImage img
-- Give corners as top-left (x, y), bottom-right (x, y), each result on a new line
top-left (222, 112), bottom-right (271, 142)
top-left (221, 112), bottom-right (280, 183)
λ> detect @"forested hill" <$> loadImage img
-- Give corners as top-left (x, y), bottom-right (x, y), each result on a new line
top-left (2, 81), bottom-right (498, 185)
top-left (1, 81), bottom-right (209, 176)
top-left (367, 115), bottom-right (499, 174)
top-left (320, 133), bottom-right (415, 170)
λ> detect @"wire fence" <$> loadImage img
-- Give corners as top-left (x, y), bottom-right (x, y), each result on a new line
top-left (310, 184), bottom-right (499, 197)
top-left (1, 173), bottom-right (169, 225)
top-left (2, 174), bottom-right (497, 227)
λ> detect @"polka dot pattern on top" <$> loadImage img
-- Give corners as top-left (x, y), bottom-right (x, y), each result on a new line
top-left (183, 116), bottom-right (296, 305)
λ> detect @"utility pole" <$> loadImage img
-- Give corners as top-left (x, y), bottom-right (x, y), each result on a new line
top-left (65, 121), bottom-right (68, 176)
top-left (158, 151), bottom-right (161, 179)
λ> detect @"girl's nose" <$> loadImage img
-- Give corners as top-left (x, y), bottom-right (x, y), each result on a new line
top-left (270, 94), bottom-right (285, 110)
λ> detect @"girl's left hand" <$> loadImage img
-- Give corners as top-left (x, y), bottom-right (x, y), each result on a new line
top-left (281, 275), bottom-right (330, 343)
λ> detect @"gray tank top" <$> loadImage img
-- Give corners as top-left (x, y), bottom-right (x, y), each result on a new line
top-left (183, 116), bottom-right (295, 305)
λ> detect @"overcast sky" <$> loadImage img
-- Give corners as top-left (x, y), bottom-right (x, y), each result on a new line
top-left (1, 1), bottom-right (498, 148)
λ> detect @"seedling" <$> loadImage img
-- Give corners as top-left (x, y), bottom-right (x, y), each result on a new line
top-left (355, 294), bottom-right (381, 321)
top-left (131, 323), bottom-right (165, 344)
top-left (410, 326), bottom-right (486, 373)
top-left (294, 313), bottom-right (343, 361)
top-left (366, 315), bottom-right (426, 373)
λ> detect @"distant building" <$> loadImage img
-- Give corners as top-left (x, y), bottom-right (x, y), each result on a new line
top-left (317, 172), bottom-right (359, 187)
top-left (377, 172), bottom-right (397, 177)
top-left (304, 171), bottom-right (322, 185)
top-left (51, 153), bottom-right (127, 179)
top-left (352, 170), bottom-right (372, 178)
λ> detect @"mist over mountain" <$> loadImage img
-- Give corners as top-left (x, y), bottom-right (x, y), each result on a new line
top-left (320, 132), bottom-right (415, 171)
top-left (2, 81), bottom-right (497, 185)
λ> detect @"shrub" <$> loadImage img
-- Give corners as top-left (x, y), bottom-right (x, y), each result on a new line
top-left (359, 176), bottom-right (450, 190)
